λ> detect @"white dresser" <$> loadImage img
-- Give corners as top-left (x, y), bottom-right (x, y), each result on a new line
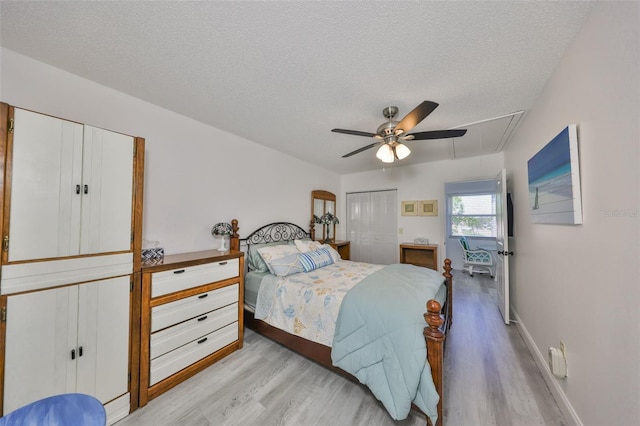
top-left (139, 250), bottom-right (244, 406)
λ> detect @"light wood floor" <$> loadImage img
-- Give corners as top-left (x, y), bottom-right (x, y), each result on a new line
top-left (118, 272), bottom-right (565, 426)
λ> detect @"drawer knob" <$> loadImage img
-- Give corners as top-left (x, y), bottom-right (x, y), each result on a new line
top-left (219, 261), bottom-right (228, 266)
top-left (173, 269), bottom-right (186, 274)
top-left (197, 337), bottom-right (208, 344)
top-left (198, 294), bottom-right (208, 299)
top-left (197, 316), bottom-right (208, 322)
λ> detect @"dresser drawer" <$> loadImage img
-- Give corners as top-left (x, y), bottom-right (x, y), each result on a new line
top-left (151, 259), bottom-right (239, 298)
top-left (149, 322), bottom-right (238, 386)
top-left (151, 284), bottom-right (238, 333)
top-left (150, 303), bottom-right (237, 360)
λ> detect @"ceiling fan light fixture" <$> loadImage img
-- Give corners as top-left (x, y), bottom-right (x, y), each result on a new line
top-left (376, 144), bottom-right (395, 163)
top-left (395, 143), bottom-right (411, 160)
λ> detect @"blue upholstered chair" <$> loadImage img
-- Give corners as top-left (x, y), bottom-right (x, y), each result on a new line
top-left (459, 236), bottom-right (495, 278)
top-left (0, 394), bottom-right (105, 426)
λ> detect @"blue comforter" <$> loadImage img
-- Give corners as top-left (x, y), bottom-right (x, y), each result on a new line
top-left (331, 263), bottom-right (446, 422)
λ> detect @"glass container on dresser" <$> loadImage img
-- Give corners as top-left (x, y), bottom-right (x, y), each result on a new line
top-left (0, 103), bottom-right (145, 423)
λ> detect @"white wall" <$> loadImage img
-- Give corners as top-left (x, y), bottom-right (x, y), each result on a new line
top-left (340, 153), bottom-right (504, 267)
top-left (0, 48), bottom-right (340, 254)
top-left (503, 3), bottom-right (639, 425)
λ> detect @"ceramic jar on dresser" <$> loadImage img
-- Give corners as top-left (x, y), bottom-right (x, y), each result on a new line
top-left (139, 250), bottom-right (245, 406)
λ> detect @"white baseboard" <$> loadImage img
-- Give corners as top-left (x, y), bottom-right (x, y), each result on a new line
top-left (512, 310), bottom-right (582, 426)
top-left (105, 392), bottom-right (130, 425)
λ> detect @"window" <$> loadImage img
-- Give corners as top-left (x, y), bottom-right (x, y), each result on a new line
top-left (449, 194), bottom-right (496, 237)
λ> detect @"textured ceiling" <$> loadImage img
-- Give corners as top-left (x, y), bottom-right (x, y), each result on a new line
top-left (0, 1), bottom-right (594, 174)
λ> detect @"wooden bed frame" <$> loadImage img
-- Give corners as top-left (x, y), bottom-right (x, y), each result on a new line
top-left (230, 221), bottom-right (453, 426)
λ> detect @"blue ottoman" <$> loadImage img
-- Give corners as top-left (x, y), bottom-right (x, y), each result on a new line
top-left (0, 393), bottom-right (106, 426)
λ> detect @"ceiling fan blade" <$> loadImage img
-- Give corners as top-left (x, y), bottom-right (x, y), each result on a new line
top-left (393, 101), bottom-right (439, 135)
top-left (409, 129), bottom-right (468, 140)
top-left (332, 128), bottom-right (377, 138)
top-left (342, 142), bottom-right (380, 158)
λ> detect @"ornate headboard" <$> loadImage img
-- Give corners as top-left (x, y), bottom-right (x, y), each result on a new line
top-left (240, 222), bottom-right (309, 247)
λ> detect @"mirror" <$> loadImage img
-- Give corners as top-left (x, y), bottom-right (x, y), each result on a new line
top-left (311, 190), bottom-right (337, 243)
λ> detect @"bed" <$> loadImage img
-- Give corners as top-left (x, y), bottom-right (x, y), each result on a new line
top-left (230, 221), bottom-right (453, 426)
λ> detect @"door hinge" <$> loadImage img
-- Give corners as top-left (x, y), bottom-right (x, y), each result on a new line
top-left (128, 372), bottom-right (131, 383)
top-left (8, 118), bottom-right (14, 134)
top-left (1, 307), bottom-right (6, 322)
top-left (130, 278), bottom-right (134, 292)
top-left (133, 143), bottom-right (136, 158)
top-left (131, 232), bottom-right (134, 243)
top-left (3, 236), bottom-right (8, 251)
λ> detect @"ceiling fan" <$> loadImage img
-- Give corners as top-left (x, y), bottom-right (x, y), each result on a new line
top-left (332, 101), bottom-right (467, 163)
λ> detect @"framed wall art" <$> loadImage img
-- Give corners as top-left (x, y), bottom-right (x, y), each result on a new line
top-left (527, 124), bottom-right (583, 224)
top-left (401, 201), bottom-right (418, 216)
top-left (418, 200), bottom-right (438, 216)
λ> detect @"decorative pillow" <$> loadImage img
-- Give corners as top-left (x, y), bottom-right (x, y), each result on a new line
top-left (266, 253), bottom-right (304, 277)
top-left (298, 247), bottom-right (334, 272)
top-left (257, 244), bottom-right (300, 274)
top-left (294, 239), bottom-right (322, 253)
top-left (321, 244), bottom-right (342, 262)
top-left (247, 242), bottom-right (289, 272)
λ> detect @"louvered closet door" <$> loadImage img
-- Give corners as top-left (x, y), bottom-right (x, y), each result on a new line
top-left (80, 126), bottom-right (134, 255)
top-left (8, 108), bottom-right (84, 261)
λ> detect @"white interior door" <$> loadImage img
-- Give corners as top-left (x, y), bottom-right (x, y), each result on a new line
top-left (496, 169), bottom-right (510, 324)
top-left (4, 286), bottom-right (79, 413)
top-left (9, 108), bottom-right (84, 261)
top-left (80, 126), bottom-right (134, 255)
top-left (76, 276), bottom-right (130, 403)
top-left (347, 190), bottom-right (397, 264)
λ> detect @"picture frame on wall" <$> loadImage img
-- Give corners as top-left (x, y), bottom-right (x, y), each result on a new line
top-left (401, 201), bottom-right (418, 216)
top-left (418, 200), bottom-right (438, 216)
top-left (527, 124), bottom-right (583, 225)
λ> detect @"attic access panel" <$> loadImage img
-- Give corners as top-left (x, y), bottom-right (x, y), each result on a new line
top-left (451, 111), bottom-right (524, 158)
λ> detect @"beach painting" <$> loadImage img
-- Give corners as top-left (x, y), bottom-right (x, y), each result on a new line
top-left (527, 125), bottom-right (583, 224)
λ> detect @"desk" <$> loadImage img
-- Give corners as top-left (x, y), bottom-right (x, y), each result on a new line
top-left (399, 243), bottom-right (438, 271)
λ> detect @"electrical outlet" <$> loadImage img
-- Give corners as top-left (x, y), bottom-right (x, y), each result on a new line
top-left (399, 227), bottom-right (403, 234)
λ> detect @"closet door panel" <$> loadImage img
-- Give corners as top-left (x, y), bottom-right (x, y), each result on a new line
top-left (76, 276), bottom-right (130, 403)
top-left (80, 127), bottom-right (134, 255)
top-left (8, 109), bottom-right (83, 262)
top-left (347, 190), bottom-right (397, 264)
top-left (376, 191), bottom-right (398, 264)
top-left (347, 192), bottom-right (371, 263)
top-left (3, 286), bottom-right (78, 413)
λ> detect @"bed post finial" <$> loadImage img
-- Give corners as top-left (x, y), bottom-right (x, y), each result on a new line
top-left (230, 219), bottom-right (240, 251)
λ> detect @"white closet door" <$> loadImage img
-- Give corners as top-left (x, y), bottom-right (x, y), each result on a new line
top-left (80, 126), bottom-right (134, 255)
top-left (4, 286), bottom-right (79, 413)
top-left (8, 108), bottom-right (83, 261)
top-left (76, 276), bottom-right (130, 403)
top-left (370, 191), bottom-right (398, 264)
top-left (347, 190), bottom-right (397, 264)
top-left (347, 192), bottom-right (371, 263)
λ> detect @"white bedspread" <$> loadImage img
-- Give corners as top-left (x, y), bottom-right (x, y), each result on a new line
top-left (254, 260), bottom-right (383, 346)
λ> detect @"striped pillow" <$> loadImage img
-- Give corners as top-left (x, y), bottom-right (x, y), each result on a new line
top-left (298, 247), bottom-right (334, 272)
